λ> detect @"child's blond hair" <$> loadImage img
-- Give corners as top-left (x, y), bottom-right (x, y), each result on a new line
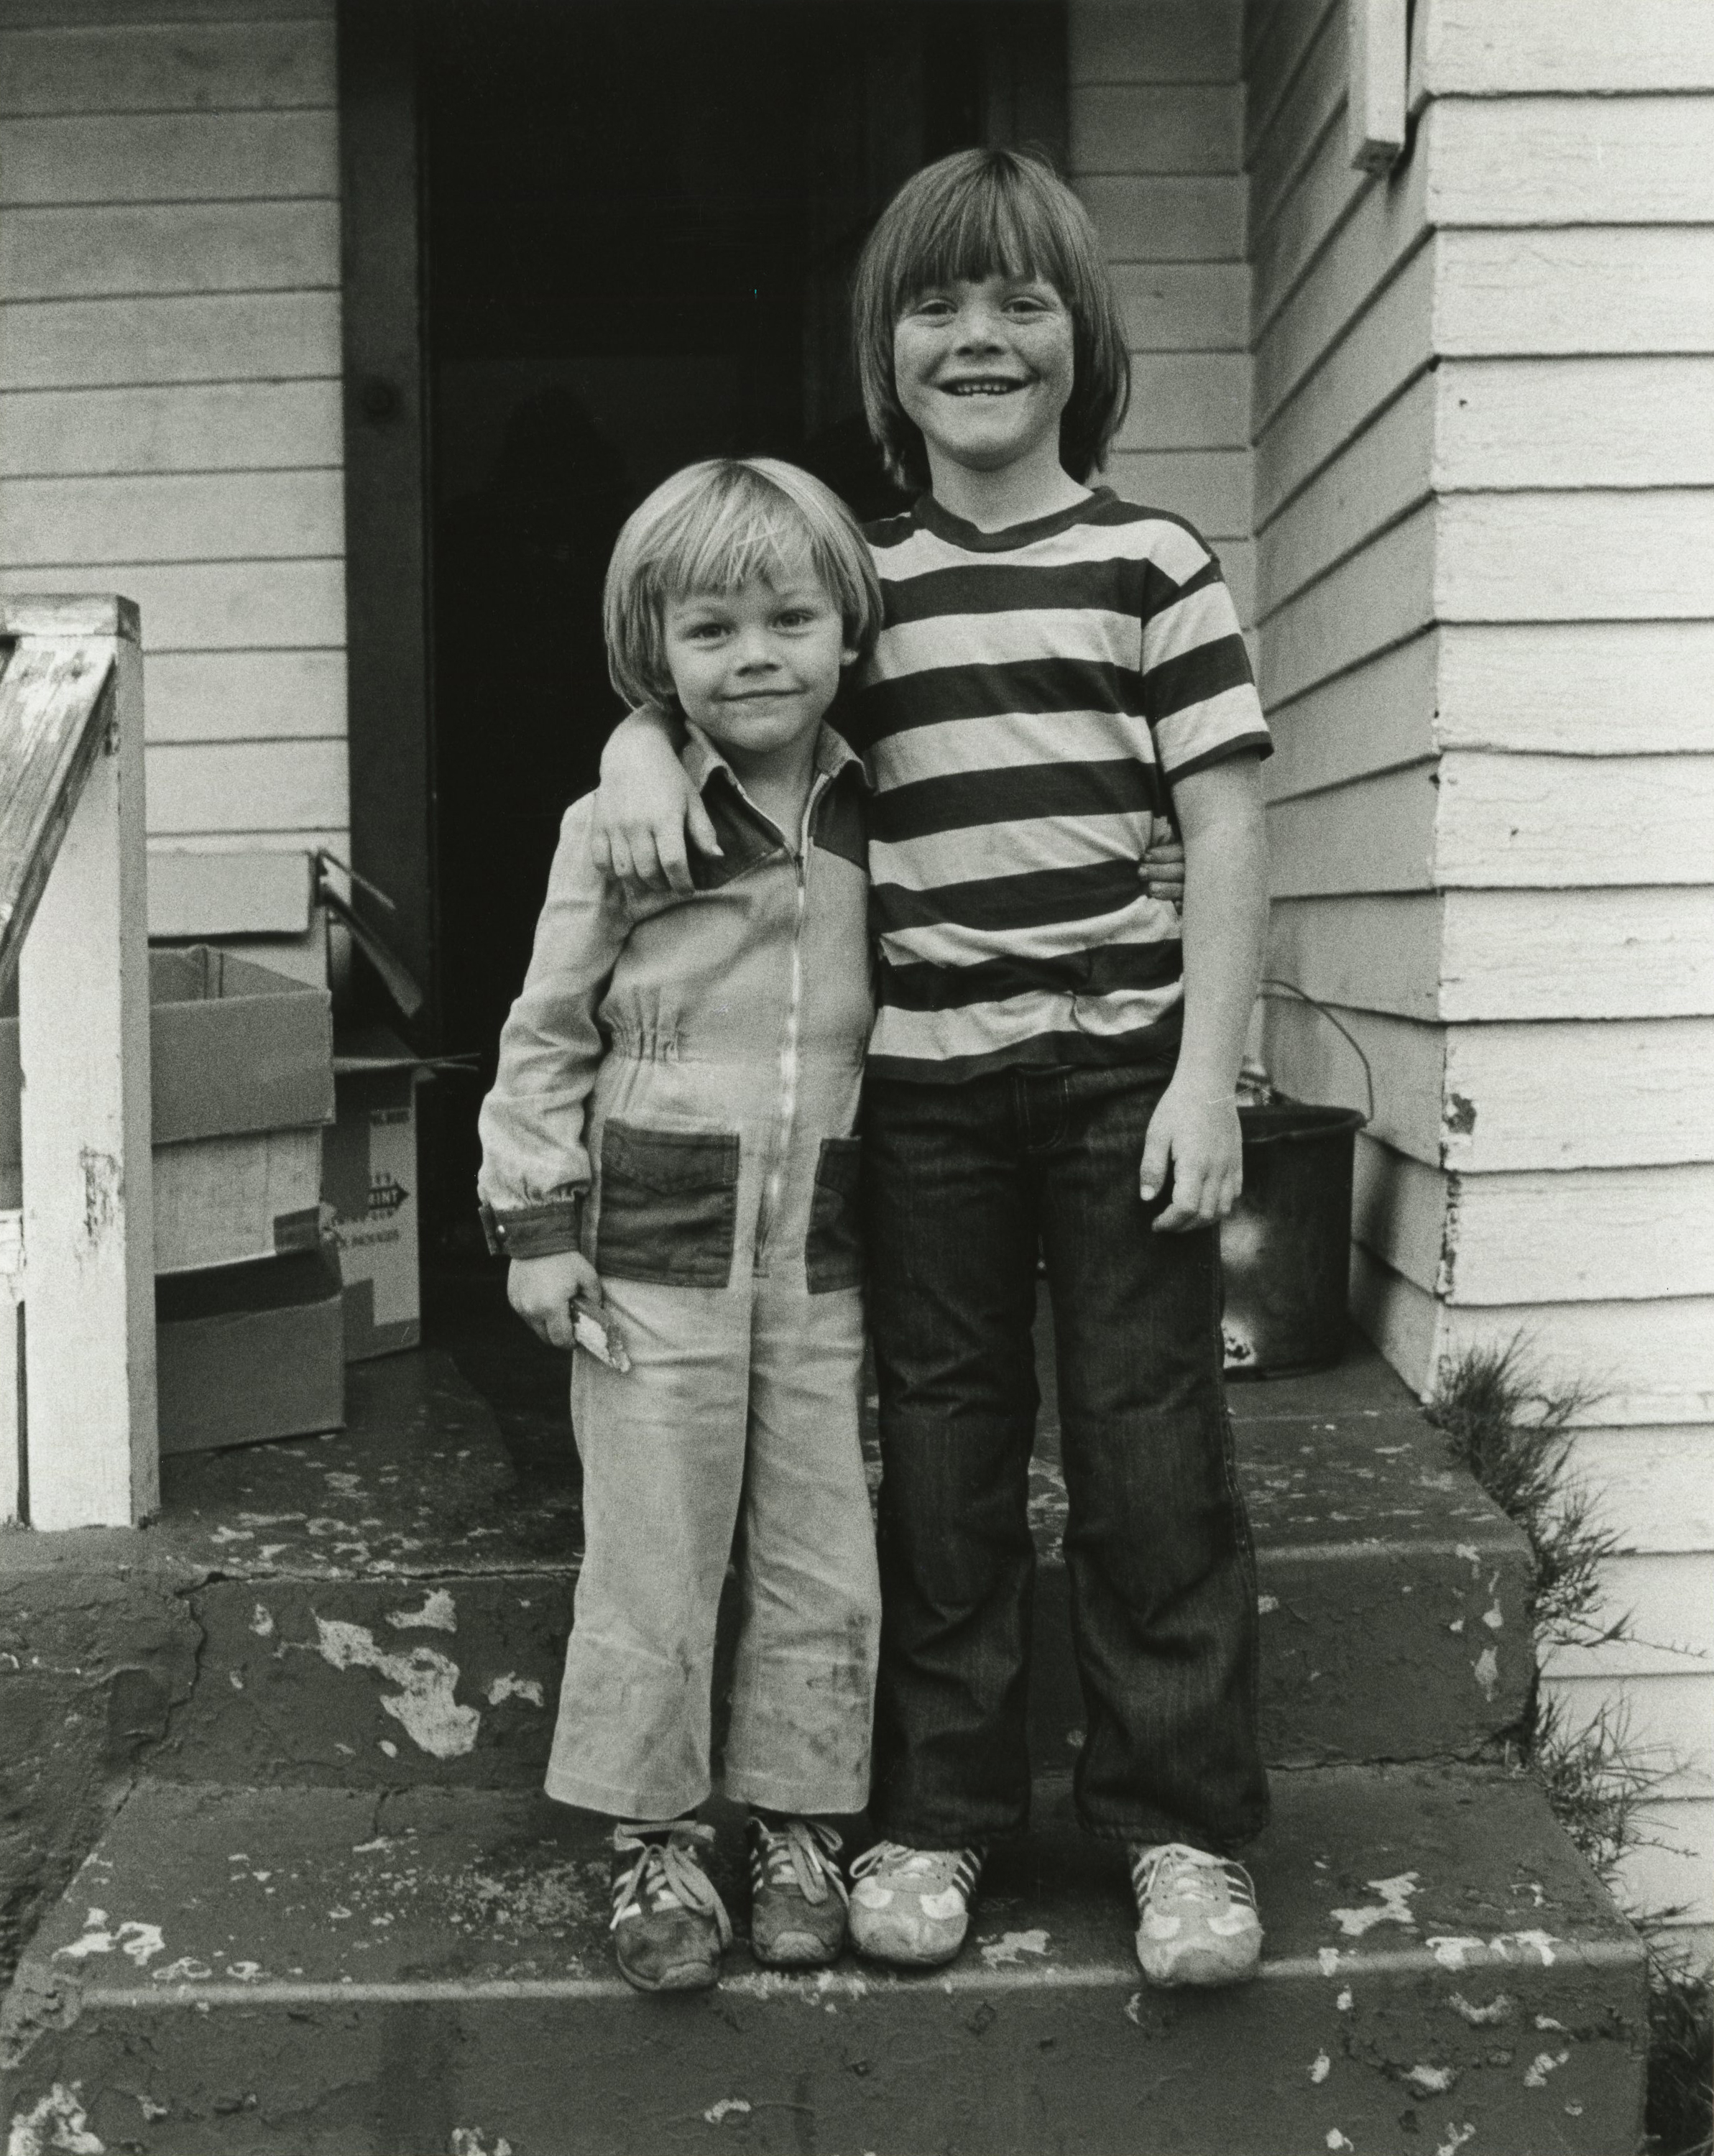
top-left (604, 457), bottom-right (882, 710)
top-left (852, 147), bottom-right (1131, 493)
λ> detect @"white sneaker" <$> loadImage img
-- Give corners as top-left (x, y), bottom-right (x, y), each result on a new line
top-left (1129, 1842), bottom-right (1263, 1986)
top-left (848, 1841), bottom-right (984, 1967)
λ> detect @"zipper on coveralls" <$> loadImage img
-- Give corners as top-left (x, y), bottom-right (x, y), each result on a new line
top-left (752, 772), bottom-right (827, 1270)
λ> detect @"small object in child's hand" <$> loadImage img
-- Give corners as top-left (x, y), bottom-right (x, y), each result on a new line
top-left (570, 1294), bottom-right (631, 1373)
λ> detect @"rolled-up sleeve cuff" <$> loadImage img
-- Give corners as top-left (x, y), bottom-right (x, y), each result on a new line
top-left (478, 1197), bottom-right (584, 1259)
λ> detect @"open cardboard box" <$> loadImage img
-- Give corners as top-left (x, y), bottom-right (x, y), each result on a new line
top-left (157, 1243), bottom-right (344, 1454)
top-left (326, 1026), bottom-right (430, 1360)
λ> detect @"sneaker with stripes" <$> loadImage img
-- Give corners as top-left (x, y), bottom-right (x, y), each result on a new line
top-left (848, 1841), bottom-right (984, 1967)
top-left (1128, 1842), bottom-right (1263, 1986)
top-left (746, 1815), bottom-right (849, 1966)
top-left (609, 1818), bottom-right (732, 1993)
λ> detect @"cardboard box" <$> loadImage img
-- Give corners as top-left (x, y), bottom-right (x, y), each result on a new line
top-left (156, 1244), bottom-right (345, 1455)
top-left (325, 1027), bottom-right (427, 1360)
top-left (148, 847), bottom-right (336, 990)
top-left (0, 947), bottom-right (334, 1273)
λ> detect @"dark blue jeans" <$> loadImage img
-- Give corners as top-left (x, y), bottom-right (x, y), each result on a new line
top-left (863, 1064), bottom-right (1268, 1852)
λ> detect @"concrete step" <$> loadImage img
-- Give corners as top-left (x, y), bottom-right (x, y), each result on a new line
top-left (2, 1766), bottom-right (1645, 2155)
top-left (146, 1343), bottom-right (1528, 1794)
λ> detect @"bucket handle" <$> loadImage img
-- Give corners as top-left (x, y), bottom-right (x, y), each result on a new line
top-left (1258, 979), bottom-right (1375, 1126)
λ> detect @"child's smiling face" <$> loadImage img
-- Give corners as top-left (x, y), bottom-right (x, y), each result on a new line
top-left (662, 573), bottom-right (854, 775)
top-left (893, 272), bottom-right (1077, 479)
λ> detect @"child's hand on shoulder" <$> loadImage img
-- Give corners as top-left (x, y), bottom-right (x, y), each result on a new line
top-left (591, 707), bottom-right (722, 900)
top-left (507, 1250), bottom-right (604, 1350)
top-left (1138, 1079), bottom-right (1243, 1233)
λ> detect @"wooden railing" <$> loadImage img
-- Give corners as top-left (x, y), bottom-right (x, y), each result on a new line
top-left (1, 596), bottom-right (156, 1529)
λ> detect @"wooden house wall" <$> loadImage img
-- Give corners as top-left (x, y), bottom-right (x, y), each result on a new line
top-left (1240, 0), bottom-right (1714, 1958)
top-left (0, 0), bottom-right (348, 867)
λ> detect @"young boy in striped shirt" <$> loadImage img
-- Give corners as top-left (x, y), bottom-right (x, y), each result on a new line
top-left (595, 148), bottom-right (1272, 1989)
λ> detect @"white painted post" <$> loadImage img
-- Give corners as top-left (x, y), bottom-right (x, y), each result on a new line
top-left (18, 624), bottom-right (158, 1526)
top-left (1348, 0), bottom-right (1408, 172)
top-left (0, 1212), bottom-right (21, 1525)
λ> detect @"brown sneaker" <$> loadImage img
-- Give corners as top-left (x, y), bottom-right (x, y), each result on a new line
top-left (1129, 1842), bottom-right (1263, 1987)
top-left (609, 1820), bottom-right (732, 1993)
top-left (747, 1816), bottom-right (849, 1967)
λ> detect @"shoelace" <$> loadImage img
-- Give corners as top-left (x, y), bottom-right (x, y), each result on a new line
top-left (610, 1820), bottom-right (734, 1945)
top-left (1130, 1843), bottom-right (1256, 1909)
top-left (750, 1818), bottom-right (849, 1909)
top-left (849, 1841), bottom-right (983, 1897)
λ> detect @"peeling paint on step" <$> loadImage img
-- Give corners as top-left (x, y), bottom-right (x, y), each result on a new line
top-left (979, 1929), bottom-right (1049, 1968)
top-left (1407, 2063), bottom-right (1457, 2094)
top-left (1309, 2053), bottom-right (1330, 2083)
top-left (1330, 1871), bottom-right (1419, 1935)
top-left (7, 2081), bottom-right (105, 2156)
top-left (704, 2100), bottom-right (751, 2127)
top-left (1524, 2047), bottom-right (1570, 2088)
top-left (1434, 2128), bottom-right (1475, 2156)
top-left (312, 1616), bottom-right (479, 1757)
top-left (1473, 1646), bottom-right (1500, 1699)
top-left (486, 1674), bottom-right (545, 1708)
top-left (387, 1589), bottom-right (457, 1634)
top-left (249, 1605), bottom-right (275, 1639)
top-left (1325, 2132), bottom-right (1353, 2152)
top-left (52, 1910), bottom-right (165, 1968)
top-left (450, 2132), bottom-right (514, 2156)
top-left (1447, 1990), bottom-right (1513, 2024)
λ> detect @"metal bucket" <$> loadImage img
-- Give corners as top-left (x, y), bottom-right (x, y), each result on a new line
top-left (1220, 985), bottom-right (1372, 1379)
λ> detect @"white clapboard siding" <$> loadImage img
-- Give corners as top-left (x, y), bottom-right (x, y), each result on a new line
top-left (0, 558), bottom-right (346, 653)
top-left (1614, 1805), bottom-right (1714, 1936)
top-left (1425, 96), bottom-right (1714, 228)
top-left (1547, 1674), bottom-right (1714, 1794)
top-left (1258, 995), bottom-right (1443, 1161)
top-left (1437, 492), bottom-right (1714, 623)
top-left (1422, 0), bottom-right (1714, 96)
top-left (1540, 1553), bottom-right (1714, 1683)
top-left (1438, 623), bottom-right (1714, 757)
top-left (1, 201), bottom-right (340, 301)
top-left (1435, 358), bottom-right (1714, 492)
top-left (1562, 1432), bottom-right (1714, 1557)
top-left (1434, 227), bottom-right (1714, 358)
top-left (1244, 0), bottom-right (1338, 157)
top-left (144, 650), bottom-right (347, 744)
top-left (1266, 631), bottom-right (1437, 800)
top-left (2, 471), bottom-right (343, 567)
top-left (146, 740), bottom-right (349, 834)
top-left (0, 109), bottom-right (338, 205)
top-left (1247, 0), bottom-right (1343, 243)
top-left (0, 292), bottom-right (343, 391)
top-left (1072, 0), bottom-right (1242, 86)
top-left (1074, 175), bottom-right (1247, 262)
top-left (1267, 760), bottom-right (1437, 898)
top-left (1257, 499), bottom-right (1434, 708)
top-left (1104, 451), bottom-right (1250, 539)
top-left (0, 381), bottom-right (343, 478)
top-left (1111, 262), bottom-right (1249, 349)
top-left (1113, 354), bottom-right (1250, 451)
top-left (0, 19), bottom-right (336, 114)
top-left (1072, 86), bottom-right (1244, 174)
top-left (1437, 753), bottom-right (1714, 890)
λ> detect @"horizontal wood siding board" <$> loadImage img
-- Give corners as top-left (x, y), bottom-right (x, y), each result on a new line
top-left (1424, 0), bottom-right (1714, 95)
top-left (0, 199), bottom-right (339, 300)
top-left (146, 737), bottom-right (348, 834)
top-left (1437, 752), bottom-right (1714, 890)
top-left (1112, 354), bottom-right (1250, 451)
top-left (1253, 193), bottom-right (1432, 433)
top-left (1544, 1678), bottom-right (1714, 1812)
top-left (1246, 0), bottom-right (1344, 248)
top-left (1540, 1552), bottom-right (1714, 1683)
top-left (0, 20), bottom-right (336, 116)
top-left (1, 469), bottom-right (344, 567)
top-left (1435, 227), bottom-right (1714, 358)
top-left (1435, 358), bottom-right (1714, 492)
top-left (1112, 261), bottom-right (1250, 349)
top-left (0, 378), bottom-right (341, 476)
top-left (1437, 622), bottom-right (1714, 757)
top-left (1437, 491), bottom-right (1714, 622)
top-left (1265, 630), bottom-right (1438, 801)
top-left (1441, 1019), bottom-right (1714, 1175)
top-left (1267, 761), bottom-right (1438, 898)
top-left (0, 559), bottom-right (346, 651)
top-left (1077, 175), bottom-right (1247, 262)
top-left (1256, 372), bottom-right (1434, 610)
top-left (1427, 95), bottom-right (1714, 228)
top-left (0, 107), bottom-right (338, 205)
top-left (1611, 1808), bottom-right (1714, 1935)
top-left (0, 292), bottom-right (341, 389)
top-left (1258, 995), bottom-right (1443, 1162)
top-left (1102, 451), bottom-right (1251, 540)
top-left (1257, 499), bottom-right (1435, 707)
top-left (1557, 1429), bottom-right (1714, 1557)
top-left (1071, 0), bottom-right (1241, 87)
top-left (1243, 0), bottom-right (1339, 157)
top-left (143, 648), bottom-right (346, 743)
top-left (1071, 84), bottom-right (1243, 175)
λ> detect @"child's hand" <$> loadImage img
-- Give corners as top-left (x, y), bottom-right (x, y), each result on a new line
top-left (1139, 817), bottom-right (1184, 908)
top-left (507, 1250), bottom-right (604, 1350)
top-left (1138, 1079), bottom-right (1243, 1233)
top-left (591, 711), bottom-right (722, 899)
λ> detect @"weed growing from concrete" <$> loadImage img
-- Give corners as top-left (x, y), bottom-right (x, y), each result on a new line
top-left (1428, 1339), bottom-right (1712, 2156)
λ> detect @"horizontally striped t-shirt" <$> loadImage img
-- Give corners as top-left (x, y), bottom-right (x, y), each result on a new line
top-left (845, 487), bottom-right (1271, 1083)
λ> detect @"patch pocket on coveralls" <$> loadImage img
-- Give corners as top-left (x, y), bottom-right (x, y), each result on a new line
top-left (806, 1137), bottom-right (863, 1294)
top-left (596, 1122), bottom-right (739, 1288)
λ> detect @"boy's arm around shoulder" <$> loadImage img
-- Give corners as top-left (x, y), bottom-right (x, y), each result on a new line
top-left (593, 705), bottom-right (724, 898)
top-left (476, 794), bottom-right (632, 1256)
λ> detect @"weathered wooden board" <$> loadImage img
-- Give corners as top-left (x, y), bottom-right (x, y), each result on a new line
top-left (0, 379), bottom-right (342, 478)
top-left (1112, 354), bottom-right (1250, 451)
top-left (1072, 0), bottom-right (1242, 86)
top-left (1352, 1135), bottom-right (1443, 1294)
top-left (1102, 451), bottom-right (1250, 538)
top-left (1257, 370), bottom-right (1433, 614)
top-left (1437, 752), bottom-right (1714, 890)
top-left (1247, 0), bottom-right (1343, 243)
top-left (1438, 492), bottom-right (1714, 623)
top-left (1424, 0), bottom-right (1714, 94)
top-left (1257, 498), bottom-right (1433, 704)
top-left (1077, 174), bottom-right (1247, 262)
top-left (1440, 1020), bottom-right (1714, 1174)
top-left (0, 292), bottom-right (342, 390)
top-left (1254, 252), bottom-right (1432, 521)
top-left (0, 19), bottom-right (335, 117)
top-left (1541, 1552), bottom-right (1714, 1682)
top-left (0, 639), bottom-right (116, 990)
top-left (144, 649), bottom-right (346, 745)
top-left (1436, 358), bottom-right (1714, 491)
top-left (1438, 624), bottom-right (1714, 757)
top-left (145, 739), bottom-right (350, 836)
top-left (0, 560), bottom-right (346, 653)
top-left (1435, 227), bottom-right (1714, 357)
top-left (1071, 84), bottom-right (1243, 175)
top-left (1244, 0), bottom-right (1340, 155)
top-left (1560, 1430), bottom-right (1714, 1557)
top-left (1427, 94), bottom-right (1714, 227)
top-left (1264, 628), bottom-right (1437, 801)
top-left (1254, 194), bottom-right (1430, 428)
top-left (1112, 262), bottom-right (1248, 350)
top-left (1267, 758), bottom-right (1437, 897)
top-left (0, 200), bottom-right (339, 302)
top-left (0, 109), bottom-right (338, 206)
top-left (1258, 993), bottom-right (1442, 1160)
top-left (153, 1125), bottom-right (323, 1274)
top-left (3, 471), bottom-right (344, 568)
